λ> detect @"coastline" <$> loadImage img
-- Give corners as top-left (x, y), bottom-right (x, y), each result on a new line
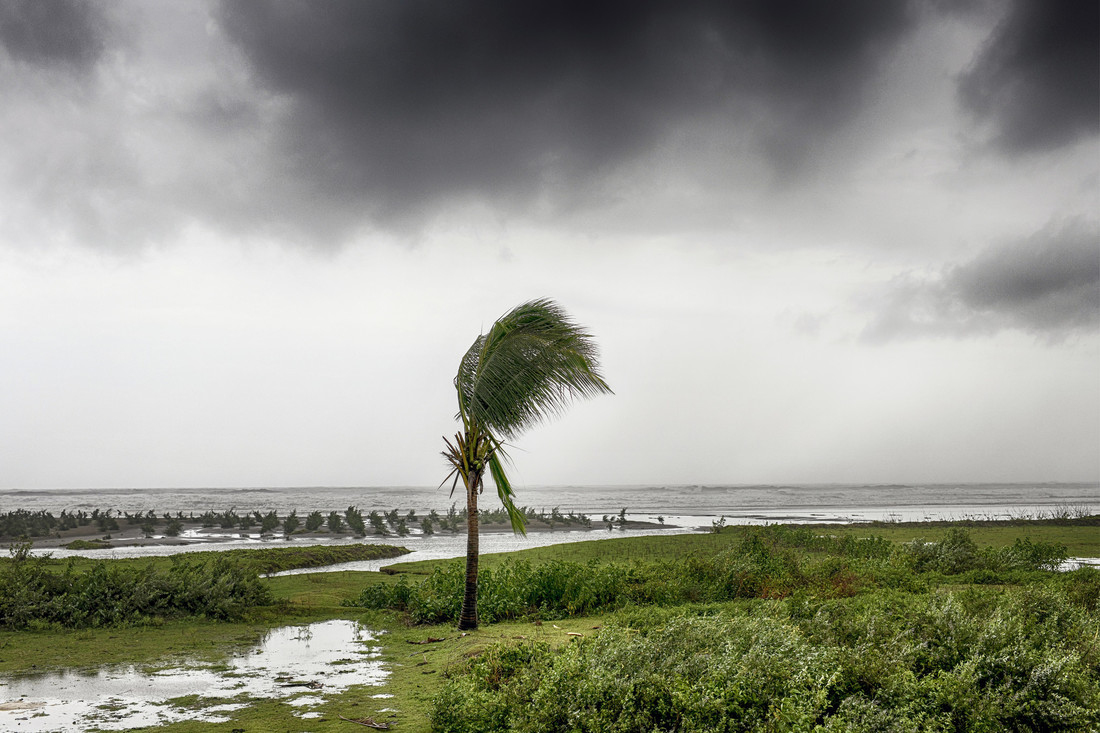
top-left (12, 515), bottom-right (675, 552)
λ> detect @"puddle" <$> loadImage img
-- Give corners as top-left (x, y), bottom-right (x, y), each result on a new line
top-left (0, 620), bottom-right (387, 731)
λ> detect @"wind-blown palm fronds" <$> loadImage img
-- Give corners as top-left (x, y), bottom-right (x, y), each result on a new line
top-left (456, 298), bottom-right (612, 440)
top-left (445, 298), bottom-right (611, 630)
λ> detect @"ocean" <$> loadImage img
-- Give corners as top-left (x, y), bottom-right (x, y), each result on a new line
top-left (3, 482), bottom-right (1096, 524)
top-left (4, 482), bottom-right (1097, 569)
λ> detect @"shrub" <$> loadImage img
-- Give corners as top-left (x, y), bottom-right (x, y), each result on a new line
top-left (432, 580), bottom-right (1100, 732)
top-left (0, 546), bottom-right (273, 628)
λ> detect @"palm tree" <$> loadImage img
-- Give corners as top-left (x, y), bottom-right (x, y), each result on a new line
top-left (442, 298), bottom-right (612, 630)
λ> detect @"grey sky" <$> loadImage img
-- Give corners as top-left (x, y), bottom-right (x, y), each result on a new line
top-left (1, 0), bottom-right (1097, 489)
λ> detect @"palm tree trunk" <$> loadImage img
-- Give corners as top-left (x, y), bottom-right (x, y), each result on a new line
top-left (457, 471), bottom-right (480, 631)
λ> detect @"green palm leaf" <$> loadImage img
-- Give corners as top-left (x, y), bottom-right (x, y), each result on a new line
top-left (456, 298), bottom-right (612, 440)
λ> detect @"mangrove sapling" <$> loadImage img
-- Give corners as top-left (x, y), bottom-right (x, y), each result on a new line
top-left (283, 510), bottom-right (300, 537)
top-left (369, 511), bottom-right (388, 536)
top-left (305, 510), bottom-right (324, 532)
top-left (259, 511), bottom-right (280, 535)
top-left (345, 506), bottom-right (366, 536)
top-left (327, 511), bottom-right (344, 533)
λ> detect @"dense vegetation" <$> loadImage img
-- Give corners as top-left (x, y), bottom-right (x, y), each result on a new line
top-left (346, 525), bottom-right (1099, 732)
top-left (347, 525), bottom-right (1072, 623)
top-left (0, 545), bottom-right (272, 628)
top-left (433, 581), bottom-right (1099, 732)
top-left (0, 541), bottom-right (421, 630)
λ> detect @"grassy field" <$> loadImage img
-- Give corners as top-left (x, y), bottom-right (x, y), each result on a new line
top-left (0, 519), bottom-right (1097, 732)
top-left (381, 519), bottom-right (1100, 576)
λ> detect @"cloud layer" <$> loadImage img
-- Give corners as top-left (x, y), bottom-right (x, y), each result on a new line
top-left (0, 1), bottom-right (1095, 249)
top-left (862, 219), bottom-right (1100, 343)
top-left (0, 0), bottom-right (110, 70)
top-left (215, 0), bottom-right (915, 229)
top-left (959, 0), bottom-right (1099, 153)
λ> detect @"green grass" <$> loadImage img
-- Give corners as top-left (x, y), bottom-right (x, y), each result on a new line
top-left (828, 521), bottom-right (1100, 557)
top-left (15, 542), bottom-right (410, 575)
top-left (383, 520), bottom-right (1099, 577)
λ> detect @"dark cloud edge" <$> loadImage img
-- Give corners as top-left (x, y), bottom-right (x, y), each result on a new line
top-left (858, 218), bottom-right (1100, 345)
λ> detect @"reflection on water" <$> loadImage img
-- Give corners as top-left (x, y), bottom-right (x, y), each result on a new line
top-left (0, 620), bottom-right (385, 732)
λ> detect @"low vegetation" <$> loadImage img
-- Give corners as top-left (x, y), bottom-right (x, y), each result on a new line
top-left (0, 521), bottom-right (1095, 732)
top-left (0, 545), bottom-right (271, 628)
top-left (0, 543), bottom-right (409, 629)
top-left (348, 524), bottom-right (1099, 732)
top-left (347, 525), bottom-right (1073, 624)
top-left (434, 582), bottom-right (1099, 732)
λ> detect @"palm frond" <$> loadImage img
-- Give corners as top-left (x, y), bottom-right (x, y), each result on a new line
top-left (456, 298), bottom-right (612, 439)
top-left (488, 450), bottom-right (526, 535)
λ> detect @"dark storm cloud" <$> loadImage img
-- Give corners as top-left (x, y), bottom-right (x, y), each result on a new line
top-left (0, 0), bottom-right (109, 70)
top-left (862, 219), bottom-right (1100, 343)
top-left (959, 0), bottom-right (1099, 153)
top-left (215, 0), bottom-right (914, 226)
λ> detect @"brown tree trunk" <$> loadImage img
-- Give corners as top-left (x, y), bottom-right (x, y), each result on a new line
top-left (457, 471), bottom-right (480, 631)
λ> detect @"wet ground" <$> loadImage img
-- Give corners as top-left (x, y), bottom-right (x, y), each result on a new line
top-left (0, 619), bottom-right (387, 731)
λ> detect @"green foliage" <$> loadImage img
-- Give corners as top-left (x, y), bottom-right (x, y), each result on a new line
top-left (454, 298), bottom-right (612, 442)
top-left (282, 510), bottom-right (300, 537)
top-left (194, 543), bottom-right (410, 576)
top-left (0, 545), bottom-right (272, 628)
top-left (901, 527), bottom-right (1068, 574)
top-left (345, 506), bottom-right (366, 536)
top-left (352, 527), bottom-right (1069, 626)
top-left (304, 510), bottom-right (324, 532)
top-left (432, 579), bottom-right (1100, 732)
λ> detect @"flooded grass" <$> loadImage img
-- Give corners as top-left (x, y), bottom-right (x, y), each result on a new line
top-left (0, 619), bottom-right (386, 731)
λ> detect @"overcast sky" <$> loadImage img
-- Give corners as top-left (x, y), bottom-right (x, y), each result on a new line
top-left (1, 0), bottom-right (1097, 490)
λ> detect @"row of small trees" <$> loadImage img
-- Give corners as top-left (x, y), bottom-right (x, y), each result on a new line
top-left (1, 504), bottom-right (600, 541)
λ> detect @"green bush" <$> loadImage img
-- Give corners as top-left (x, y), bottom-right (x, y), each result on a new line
top-left (432, 579), bottom-right (1100, 732)
top-left (0, 545), bottom-right (273, 628)
top-left (351, 528), bottom-right (1070, 627)
top-left (899, 529), bottom-right (1066, 575)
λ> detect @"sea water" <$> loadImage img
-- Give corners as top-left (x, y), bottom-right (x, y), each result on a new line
top-left (2, 482), bottom-right (1095, 521)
